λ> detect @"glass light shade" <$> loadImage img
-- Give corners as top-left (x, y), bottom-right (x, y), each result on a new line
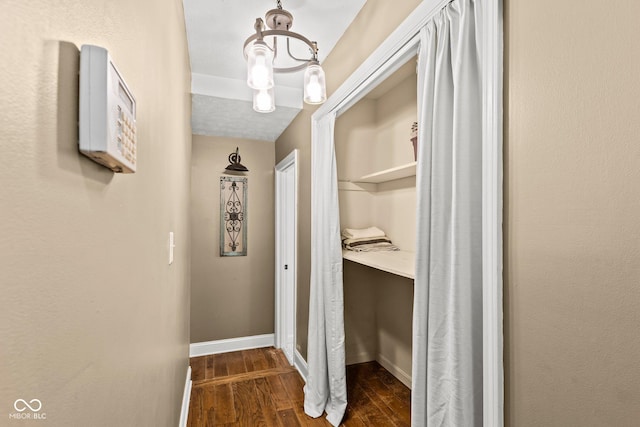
top-left (253, 88), bottom-right (275, 113)
top-left (246, 42), bottom-right (274, 90)
top-left (303, 63), bottom-right (327, 105)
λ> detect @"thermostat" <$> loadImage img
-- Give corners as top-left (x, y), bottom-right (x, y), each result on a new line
top-left (79, 45), bottom-right (137, 173)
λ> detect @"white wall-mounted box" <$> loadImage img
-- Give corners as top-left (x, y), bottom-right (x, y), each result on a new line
top-left (79, 45), bottom-right (137, 173)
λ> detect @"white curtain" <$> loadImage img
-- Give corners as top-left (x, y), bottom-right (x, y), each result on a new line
top-left (304, 111), bottom-right (347, 426)
top-left (412, 0), bottom-right (484, 425)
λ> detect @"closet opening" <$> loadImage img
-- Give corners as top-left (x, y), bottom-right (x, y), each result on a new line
top-left (335, 57), bottom-right (418, 393)
top-left (305, 1), bottom-right (502, 424)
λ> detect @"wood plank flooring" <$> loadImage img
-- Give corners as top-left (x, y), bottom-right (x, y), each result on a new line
top-left (188, 347), bottom-right (410, 427)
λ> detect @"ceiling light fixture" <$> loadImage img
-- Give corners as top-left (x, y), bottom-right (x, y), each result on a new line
top-left (244, 0), bottom-right (327, 113)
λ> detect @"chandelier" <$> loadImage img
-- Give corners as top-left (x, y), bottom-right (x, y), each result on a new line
top-left (244, 0), bottom-right (327, 113)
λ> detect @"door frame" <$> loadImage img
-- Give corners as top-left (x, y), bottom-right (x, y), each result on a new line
top-left (275, 149), bottom-right (298, 365)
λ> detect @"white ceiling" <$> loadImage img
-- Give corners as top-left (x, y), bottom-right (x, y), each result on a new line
top-left (183, 0), bottom-right (367, 141)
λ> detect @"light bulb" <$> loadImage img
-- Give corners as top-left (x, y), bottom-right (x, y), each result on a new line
top-left (304, 63), bottom-right (326, 105)
top-left (251, 56), bottom-right (269, 89)
top-left (306, 75), bottom-right (322, 103)
top-left (253, 88), bottom-right (275, 113)
top-left (247, 42), bottom-right (274, 90)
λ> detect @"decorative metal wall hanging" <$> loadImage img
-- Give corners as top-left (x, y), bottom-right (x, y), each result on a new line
top-left (220, 176), bottom-right (248, 256)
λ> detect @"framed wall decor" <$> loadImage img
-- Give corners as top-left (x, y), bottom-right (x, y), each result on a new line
top-left (220, 176), bottom-right (248, 256)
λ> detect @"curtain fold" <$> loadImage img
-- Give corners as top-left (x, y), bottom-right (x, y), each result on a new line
top-left (412, 0), bottom-right (484, 425)
top-left (304, 111), bottom-right (347, 427)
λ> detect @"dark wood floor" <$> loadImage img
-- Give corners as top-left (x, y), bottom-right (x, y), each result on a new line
top-left (188, 347), bottom-right (410, 427)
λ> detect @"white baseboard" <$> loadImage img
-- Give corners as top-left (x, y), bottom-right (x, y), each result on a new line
top-left (346, 351), bottom-right (375, 366)
top-left (189, 334), bottom-right (275, 357)
top-left (377, 353), bottom-right (412, 389)
top-left (294, 349), bottom-right (309, 383)
top-left (178, 366), bottom-right (192, 427)
top-left (289, 349), bottom-right (411, 390)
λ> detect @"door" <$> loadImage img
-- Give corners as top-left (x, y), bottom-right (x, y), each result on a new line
top-left (275, 150), bottom-right (298, 365)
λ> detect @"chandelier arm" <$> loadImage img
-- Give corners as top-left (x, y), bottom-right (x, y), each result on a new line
top-left (244, 29), bottom-right (316, 59)
top-left (272, 36), bottom-right (278, 60)
top-left (286, 37), bottom-right (314, 62)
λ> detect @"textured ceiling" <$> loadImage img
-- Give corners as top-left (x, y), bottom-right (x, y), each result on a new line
top-left (191, 95), bottom-right (300, 142)
top-left (183, 0), bottom-right (367, 141)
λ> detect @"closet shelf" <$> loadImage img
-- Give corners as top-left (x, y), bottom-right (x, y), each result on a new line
top-left (342, 249), bottom-right (415, 280)
top-left (352, 161), bottom-right (417, 184)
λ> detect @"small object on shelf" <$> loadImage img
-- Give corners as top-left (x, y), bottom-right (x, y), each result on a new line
top-left (410, 121), bottom-right (418, 161)
top-left (342, 226), bottom-right (386, 240)
top-left (341, 227), bottom-right (399, 252)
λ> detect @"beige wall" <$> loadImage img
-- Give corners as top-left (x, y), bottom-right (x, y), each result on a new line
top-left (505, 0), bottom-right (640, 424)
top-left (0, 0), bottom-right (192, 425)
top-left (371, 73), bottom-right (417, 252)
top-left (375, 274), bottom-right (414, 384)
top-left (276, 0), bottom-right (423, 360)
top-left (190, 135), bottom-right (275, 343)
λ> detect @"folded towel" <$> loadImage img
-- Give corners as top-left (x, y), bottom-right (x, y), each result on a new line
top-left (341, 226), bottom-right (386, 240)
top-left (343, 241), bottom-right (399, 252)
top-left (342, 236), bottom-right (392, 247)
top-left (342, 236), bottom-right (399, 252)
